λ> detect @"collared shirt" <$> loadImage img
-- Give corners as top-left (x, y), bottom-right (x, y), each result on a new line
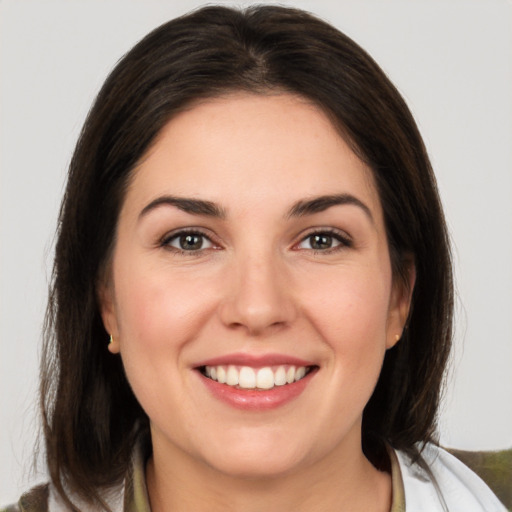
top-left (3, 441), bottom-right (506, 511)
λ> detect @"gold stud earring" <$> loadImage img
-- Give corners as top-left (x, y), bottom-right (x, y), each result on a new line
top-left (108, 334), bottom-right (120, 354)
top-left (395, 334), bottom-right (400, 342)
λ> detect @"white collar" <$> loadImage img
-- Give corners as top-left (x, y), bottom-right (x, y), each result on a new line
top-left (395, 444), bottom-right (507, 511)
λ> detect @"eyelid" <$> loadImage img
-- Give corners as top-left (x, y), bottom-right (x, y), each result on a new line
top-left (293, 227), bottom-right (353, 251)
top-left (159, 227), bottom-right (221, 252)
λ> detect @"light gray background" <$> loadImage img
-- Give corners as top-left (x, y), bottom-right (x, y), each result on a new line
top-left (1, 0), bottom-right (511, 504)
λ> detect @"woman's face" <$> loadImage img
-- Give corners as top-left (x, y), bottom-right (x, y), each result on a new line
top-left (100, 93), bottom-right (412, 478)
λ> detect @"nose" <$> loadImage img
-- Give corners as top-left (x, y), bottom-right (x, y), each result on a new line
top-left (218, 252), bottom-right (297, 336)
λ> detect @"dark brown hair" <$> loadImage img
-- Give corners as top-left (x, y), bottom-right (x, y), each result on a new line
top-left (41, 4), bottom-right (453, 507)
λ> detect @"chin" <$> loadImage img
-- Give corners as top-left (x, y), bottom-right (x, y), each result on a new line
top-left (199, 432), bottom-right (311, 480)
top-left (208, 454), bottom-right (304, 480)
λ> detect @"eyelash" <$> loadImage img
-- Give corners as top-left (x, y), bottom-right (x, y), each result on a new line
top-left (160, 228), bottom-right (218, 255)
top-left (159, 228), bottom-right (352, 255)
top-left (295, 228), bottom-right (353, 254)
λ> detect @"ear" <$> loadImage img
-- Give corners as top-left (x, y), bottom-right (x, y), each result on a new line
top-left (386, 256), bottom-right (416, 349)
top-left (97, 278), bottom-right (121, 354)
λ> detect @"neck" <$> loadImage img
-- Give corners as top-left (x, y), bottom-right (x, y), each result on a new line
top-left (145, 431), bottom-right (392, 512)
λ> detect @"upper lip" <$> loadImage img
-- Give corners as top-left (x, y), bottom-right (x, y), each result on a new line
top-left (194, 353), bottom-right (317, 368)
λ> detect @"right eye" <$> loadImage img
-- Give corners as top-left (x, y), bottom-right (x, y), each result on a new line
top-left (294, 228), bottom-right (352, 253)
top-left (162, 231), bottom-right (214, 252)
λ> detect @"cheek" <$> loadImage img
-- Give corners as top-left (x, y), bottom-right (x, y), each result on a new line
top-left (110, 262), bottom-right (216, 414)
top-left (306, 265), bottom-right (390, 330)
top-left (112, 259), bottom-right (217, 353)
top-left (301, 266), bottom-right (391, 372)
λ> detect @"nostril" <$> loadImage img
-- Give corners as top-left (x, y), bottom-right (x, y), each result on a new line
top-left (217, 274), bottom-right (297, 333)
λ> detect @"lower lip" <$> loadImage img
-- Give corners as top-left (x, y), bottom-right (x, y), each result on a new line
top-left (198, 369), bottom-right (316, 411)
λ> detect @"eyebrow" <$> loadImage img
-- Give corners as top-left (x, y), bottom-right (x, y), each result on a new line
top-left (139, 196), bottom-right (226, 220)
top-left (287, 194), bottom-right (373, 223)
top-left (139, 193), bottom-right (373, 223)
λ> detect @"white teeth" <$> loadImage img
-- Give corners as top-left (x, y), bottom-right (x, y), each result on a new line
top-left (295, 366), bottom-right (306, 381)
top-left (226, 365), bottom-right (239, 386)
top-left (217, 366), bottom-right (227, 384)
top-left (239, 367), bottom-right (256, 389)
top-left (203, 364), bottom-right (311, 389)
top-left (256, 367), bottom-right (274, 389)
top-left (274, 366), bottom-right (287, 386)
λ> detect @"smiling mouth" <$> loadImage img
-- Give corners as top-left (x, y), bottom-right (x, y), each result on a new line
top-left (199, 364), bottom-right (316, 390)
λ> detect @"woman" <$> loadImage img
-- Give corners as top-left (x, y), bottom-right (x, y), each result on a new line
top-left (3, 5), bottom-right (507, 512)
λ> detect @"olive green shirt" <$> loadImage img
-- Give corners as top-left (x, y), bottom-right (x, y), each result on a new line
top-left (1, 441), bottom-right (406, 512)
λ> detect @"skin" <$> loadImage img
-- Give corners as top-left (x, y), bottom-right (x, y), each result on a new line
top-left (100, 93), bottom-right (414, 512)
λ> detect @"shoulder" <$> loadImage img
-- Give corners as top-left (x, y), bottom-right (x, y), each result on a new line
top-left (395, 443), bottom-right (508, 511)
top-left (2, 480), bottom-right (125, 512)
top-left (1, 484), bottom-right (49, 512)
top-left (2, 432), bottom-right (149, 512)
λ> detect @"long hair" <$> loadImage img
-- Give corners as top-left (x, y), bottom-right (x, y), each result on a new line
top-left (41, 5), bottom-right (453, 507)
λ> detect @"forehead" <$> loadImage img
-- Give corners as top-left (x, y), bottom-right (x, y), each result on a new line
top-left (125, 93), bottom-right (382, 220)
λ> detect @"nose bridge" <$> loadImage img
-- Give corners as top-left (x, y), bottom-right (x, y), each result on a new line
top-left (219, 245), bottom-right (295, 334)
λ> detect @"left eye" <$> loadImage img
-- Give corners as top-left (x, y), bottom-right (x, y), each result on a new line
top-left (165, 232), bottom-right (214, 251)
top-left (297, 232), bottom-right (348, 251)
